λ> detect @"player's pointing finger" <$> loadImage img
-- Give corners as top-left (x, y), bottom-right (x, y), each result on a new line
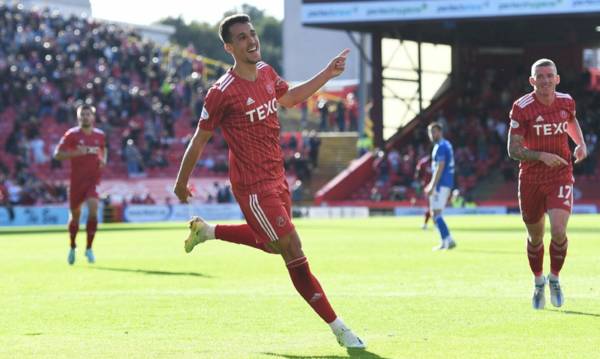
top-left (337, 48), bottom-right (350, 59)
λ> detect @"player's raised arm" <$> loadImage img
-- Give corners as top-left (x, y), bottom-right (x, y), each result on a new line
top-left (278, 49), bottom-right (350, 108)
top-left (507, 133), bottom-right (567, 167)
top-left (566, 118), bottom-right (587, 163)
top-left (173, 127), bottom-right (213, 203)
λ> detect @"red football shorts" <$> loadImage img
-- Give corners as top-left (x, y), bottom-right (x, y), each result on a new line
top-left (518, 180), bottom-right (574, 224)
top-left (69, 182), bottom-right (99, 210)
top-left (234, 184), bottom-right (295, 244)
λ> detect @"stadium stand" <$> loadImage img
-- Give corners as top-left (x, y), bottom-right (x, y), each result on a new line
top-left (317, 64), bottom-right (600, 206)
top-left (0, 4), bottom-right (320, 205)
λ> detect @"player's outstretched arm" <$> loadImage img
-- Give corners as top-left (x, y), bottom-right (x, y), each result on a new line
top-left (508, 134), bottom-right (567, 167)
top-left (173, 127), bottom-right (213, 203)
top-left (278, 49), bottom-right (350, 108)
top-left (567, 118), bottom-right (588, 164)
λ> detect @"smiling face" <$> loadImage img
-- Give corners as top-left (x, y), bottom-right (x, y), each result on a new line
top-left (530, 63), bottom-right (560, 98)
top-left (224, 22), bottom-right (261, 65)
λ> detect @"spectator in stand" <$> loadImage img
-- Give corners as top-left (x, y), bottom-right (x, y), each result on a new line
top-left (142, 193), bottom-right (156, 204)
top-left (356, 133), bottom-right (373, 157)
top-left (336, 100), bottom-right (346, 131)
top-left (124, 139), bottom-right (144, 177)
top-left (307, 130), bottom-right (321, 168)
top-left (300, 100), bottom-right (308, 129)
top-left (346, 92), bottom-right (358, 131)
top-left (317, 97), bottom-right (329, 131)
top-left (29, 135), bottom-right (48, 164)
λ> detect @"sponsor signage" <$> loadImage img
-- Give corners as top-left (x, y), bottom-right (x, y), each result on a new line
top-left (302, 0), bottom-right (600, 24)
top-left (0, 205), bottom-right (103, 226)
top-left (123, 204), bottom-right (243, 223)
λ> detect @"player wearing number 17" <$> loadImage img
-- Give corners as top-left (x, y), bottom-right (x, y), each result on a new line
top-left (507, 59), bottom-right (587, 310)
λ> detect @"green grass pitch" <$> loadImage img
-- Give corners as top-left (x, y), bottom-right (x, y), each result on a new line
top-left (1, 215), bottom-right (600, 358)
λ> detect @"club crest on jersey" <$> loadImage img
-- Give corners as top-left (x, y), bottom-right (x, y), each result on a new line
top-left (266, 84), bottom-right (274, 95)
top-left (560, 110), bottom-right (568, 119)
top-left (533, 121), bottom-right (568, 136)
top-left (510, 120), bottom-right (519, 128)
top-left (200, 106), bottom-right (209, 121)
top-left (276, 216), bottom-right (286, 227)
top-left (245, 98), bottom-right (278, 122)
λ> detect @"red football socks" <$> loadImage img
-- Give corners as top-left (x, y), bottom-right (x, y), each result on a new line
top-left (550, 239), bottom-right (568, 276)
top-left (68, 219), bottom-right (79, 249)
top-left (286, 256), bottom-right (337, 323)
top-left (424, 211), bottom-right (431, 225)
top-left (215, 224), bottom-right (273, 253)
top-left (86, 219), bottom-right (97, 249)
top-left (527, 241), bottom-right (544, 277)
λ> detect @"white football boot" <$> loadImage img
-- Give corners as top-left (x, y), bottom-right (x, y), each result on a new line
top-left (85, 249), bottom-right (95, 264)
top-left (532, 277), bottom-right (546, 310)
top-left (547, 274), bottom-right (564, 308)
top-left (184, 216), bottom-right (210, 253)
top-left (334, 327), bottom-right (366, 349)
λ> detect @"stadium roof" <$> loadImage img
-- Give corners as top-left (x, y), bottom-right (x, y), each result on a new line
top-left (301, 1), bottom-right (600, 45)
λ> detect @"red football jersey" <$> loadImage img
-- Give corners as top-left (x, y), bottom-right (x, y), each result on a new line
top-left (415, 155), bottom-right (432, 185)
top-left (509, 91), bottom-right (575, 184)
top-left (56, 127), bottom-right (106, 185)
top-left (198, 62), bottom-right (289, 194)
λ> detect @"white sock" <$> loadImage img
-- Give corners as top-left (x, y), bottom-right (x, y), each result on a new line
top-left (534, 275), bottom-right (545, 285)
top-left (328, 317), bottom-right (347, 333)
top-left (205, 223), bottom-right (216, 240)
top-left (548, 273), bottom-right (559, 282)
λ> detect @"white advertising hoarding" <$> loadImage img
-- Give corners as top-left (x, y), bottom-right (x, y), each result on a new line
top-left (302, 0), bottom-right (600, 24)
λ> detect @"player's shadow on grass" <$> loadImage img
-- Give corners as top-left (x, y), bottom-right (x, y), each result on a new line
top-left (263, 348), bottom-right (391, 359)
top-left (458, 249), bottom-right (520, 256)
top-left (90, 266), bottom-right (212, 278)
top-left (547, 309), bottom-right (600, 318)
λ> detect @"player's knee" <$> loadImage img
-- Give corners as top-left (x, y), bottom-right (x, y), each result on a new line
top-left (267, 242), bottom-right (281, 254)
top-left (528, 236), bottom-right (543, 246)
top-left (278, 232), bottom-right (304, 261)
top-left (550, 227), bottom-right (567, 242)
top-left (71, 210), bottom-right (81, 221)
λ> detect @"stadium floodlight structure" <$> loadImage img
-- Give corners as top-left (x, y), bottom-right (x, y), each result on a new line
top-left (301, 0), bottom-right (600, 148)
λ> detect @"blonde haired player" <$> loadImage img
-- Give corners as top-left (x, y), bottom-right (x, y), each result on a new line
top-left (508, 58), bottom-right (587, 309)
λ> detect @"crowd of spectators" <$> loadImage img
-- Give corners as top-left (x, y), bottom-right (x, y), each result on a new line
top-left (315, 93), bottom-right (359, 132)
top-left (0, 4), bottom-right (322, 206)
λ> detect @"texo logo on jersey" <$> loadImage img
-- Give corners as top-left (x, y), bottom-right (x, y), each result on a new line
top-left (533, 122), bottom-right (568, 136)
top-left (245, 98), bottom-right (278, 122)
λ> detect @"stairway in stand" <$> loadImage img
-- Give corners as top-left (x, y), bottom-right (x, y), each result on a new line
top-left (304, 132), bottom-right (359, 202)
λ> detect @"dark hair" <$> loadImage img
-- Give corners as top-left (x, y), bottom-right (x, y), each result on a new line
top-left (428, 122), bottom-right (443, 132)
top-left (77, 104), bottom-right (96, 117)
top-left (219, 14), bottom-right (251, 44)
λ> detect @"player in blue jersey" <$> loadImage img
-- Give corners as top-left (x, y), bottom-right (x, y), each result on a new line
top-left (424, 122), bottom-right (457, 250)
